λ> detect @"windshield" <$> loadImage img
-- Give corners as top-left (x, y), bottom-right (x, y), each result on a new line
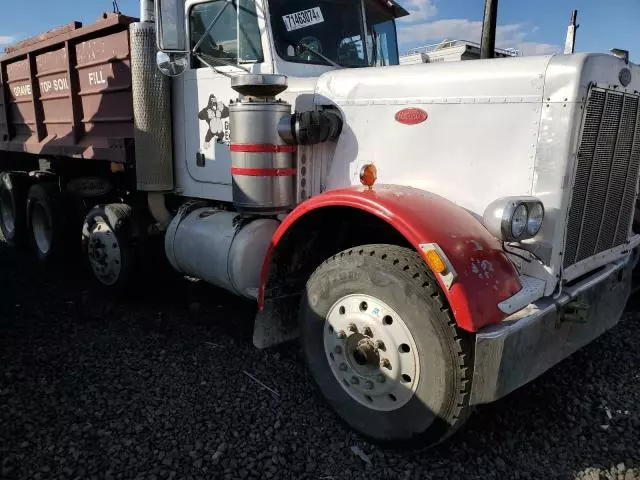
top-left (269, 0), bottom-right (399, 68)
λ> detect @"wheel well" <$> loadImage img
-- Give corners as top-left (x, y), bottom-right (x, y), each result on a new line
top-left (255, 207), bottom-right (414, 348)
top-left (274, 206), bottom-right (410, 289)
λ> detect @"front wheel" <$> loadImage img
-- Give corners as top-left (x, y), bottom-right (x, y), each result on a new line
top-left (299, 244), bottom-right (472, 447)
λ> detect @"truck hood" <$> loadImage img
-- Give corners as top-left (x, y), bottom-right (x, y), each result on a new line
top-left (312, 55), bottom-right (555, 217)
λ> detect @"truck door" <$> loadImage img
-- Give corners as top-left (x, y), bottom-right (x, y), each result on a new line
top-left (183, 0), bottom-right (264, 185)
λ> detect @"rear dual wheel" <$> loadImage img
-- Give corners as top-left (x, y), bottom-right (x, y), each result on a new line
top-left (3, 175), bottom-right (75, 260)
top-left (1, 172), bottom-right (135, 289)
top-left (300, 244), bottom-right (472, 447)
top-left (26, 182), bottom-right (64, 261)
top-left (82, 204), bottom-right (134, 290)
top-left (0, 172), bottom-right (29, 247)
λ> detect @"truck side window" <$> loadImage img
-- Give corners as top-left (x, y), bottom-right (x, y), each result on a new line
top-left (189, 0), bottom-right (263, 68)
top-left (364, 0), bottom-right (399, 66)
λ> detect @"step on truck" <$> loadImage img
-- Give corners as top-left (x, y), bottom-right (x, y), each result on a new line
top-left (0, 0), bottom-right (639, 446)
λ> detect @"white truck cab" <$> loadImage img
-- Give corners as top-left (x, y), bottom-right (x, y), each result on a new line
top-left (157, 0), bottom-right (405, 202)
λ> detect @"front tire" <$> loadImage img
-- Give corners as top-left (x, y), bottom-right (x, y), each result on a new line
top-left (300, 244), bottom-right (472, 447)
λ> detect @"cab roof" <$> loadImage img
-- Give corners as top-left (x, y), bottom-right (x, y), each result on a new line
top-left (381, 0), bottom-right (410, 18)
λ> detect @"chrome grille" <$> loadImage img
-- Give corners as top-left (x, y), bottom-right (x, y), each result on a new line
top-left (564, 88), bottom-right (640, 268)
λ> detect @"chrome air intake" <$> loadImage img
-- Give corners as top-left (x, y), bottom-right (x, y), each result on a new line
top-left (229, 75), bottom-right (295, 215)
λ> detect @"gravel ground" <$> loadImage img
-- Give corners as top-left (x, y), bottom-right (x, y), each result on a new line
top-left (0, 238), bottom-right (639, 480)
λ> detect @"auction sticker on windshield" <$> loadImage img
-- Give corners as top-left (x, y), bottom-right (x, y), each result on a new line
top-left (282, 7), bottom-right (324, 32)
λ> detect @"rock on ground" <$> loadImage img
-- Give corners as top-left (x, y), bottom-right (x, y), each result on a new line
top-left (0, 238), bottom-right (639, 479)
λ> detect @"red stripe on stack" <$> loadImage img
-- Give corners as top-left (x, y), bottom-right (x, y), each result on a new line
top-left (231, 167), bottom-right (297, 177)
top-left (230, 144), bottom-right (297, 153)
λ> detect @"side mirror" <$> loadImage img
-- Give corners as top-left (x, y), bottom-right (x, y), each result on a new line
top-left (155, 0), bottom-right (186, 52)
top-left (156, 51), bottom-right (189, 77)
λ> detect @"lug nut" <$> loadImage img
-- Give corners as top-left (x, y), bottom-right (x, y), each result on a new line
top-left (334, 345), bottom-right (343, 355)
top-left (375, 340), bottom-right (386, 351)
top-left (348, 323), bottom-right (358, 334)
top-left (376, 374), bottom-right (386, 383)
top-left (351, 376), bottom-right (360, 385)
top-left (381, 358), bottom-right (392, 370)
top-left (339, 363), bottom-right (348, 371)
top-left (337, 330), bottom-right (347, 339)
top-left (365, 381), bottom-right (374, 390)
top-left (363, 327), bottom-right (373, 337)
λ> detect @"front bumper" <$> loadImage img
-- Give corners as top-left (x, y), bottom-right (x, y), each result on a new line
top-left (470, 250), bottom-right (638, 405)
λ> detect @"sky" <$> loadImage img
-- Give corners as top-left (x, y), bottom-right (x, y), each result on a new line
top-left (0, 0), bottom-right (639, 60)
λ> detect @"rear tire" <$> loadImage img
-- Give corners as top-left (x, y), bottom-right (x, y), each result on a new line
top-left (0, 171), bottom-right (29, 247)
top-left (299, 244), bottom-right (472, 447)
top-left (26, 182), bottom-right (64, 261)
top-left (82, 204), bottom-right (134, 291)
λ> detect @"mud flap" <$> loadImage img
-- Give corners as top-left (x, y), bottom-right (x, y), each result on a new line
top-left (253, 290), bottom-right (301, 349)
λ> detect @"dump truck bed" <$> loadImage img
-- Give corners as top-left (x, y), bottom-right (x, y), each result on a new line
top-left (0, 14), bottom-right (136, 163)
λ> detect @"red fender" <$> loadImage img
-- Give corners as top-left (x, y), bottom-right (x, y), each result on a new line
top-left (259, 185), bottom-right (522, 332)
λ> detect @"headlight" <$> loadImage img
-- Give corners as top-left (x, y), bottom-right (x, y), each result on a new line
top-left (511, 204), bottom-right (528, 238)
top-left (483, 197), bottom-right (545, 242)
top-left (526, 202), bottom-right (544, 236)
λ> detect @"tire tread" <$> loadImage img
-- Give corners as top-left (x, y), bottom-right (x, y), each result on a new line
top-left (0, 171), bottom-right (30, 247)
top-left (310, 243), bottom-right (473, 444)
top-left (26, 181), bottom-right (63, 260)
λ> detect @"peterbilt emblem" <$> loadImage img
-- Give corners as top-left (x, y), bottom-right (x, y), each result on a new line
top-left (394, 108), bottom-right (428, 125)
top-left (619, 68), bottom-right (632, 87)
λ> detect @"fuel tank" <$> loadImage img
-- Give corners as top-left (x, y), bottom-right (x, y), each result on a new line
top-left (165, 208), bottom-right (279, 299)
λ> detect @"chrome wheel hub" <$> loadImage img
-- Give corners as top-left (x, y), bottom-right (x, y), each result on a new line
top-left (31, 203), bottom-right (52, 255)
top-left (87, 220), bottom-right (121, 285)
top-left (0, 190), bottom-right (15, 237)
top-left (323, 294), bottom-right (420, 411)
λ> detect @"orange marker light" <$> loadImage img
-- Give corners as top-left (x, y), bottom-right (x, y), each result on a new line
top-left (424, 249), bottom-right (447, 274)
top-left (359, 163), bottom-right (377, 190)
top-left (111, 162), bottom-right (125, 173)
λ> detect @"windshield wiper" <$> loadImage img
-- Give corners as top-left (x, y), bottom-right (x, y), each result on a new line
top-left (289, 38), bottom-right (342, 69)
top-left (194, 51), bottom-right (250, 77)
